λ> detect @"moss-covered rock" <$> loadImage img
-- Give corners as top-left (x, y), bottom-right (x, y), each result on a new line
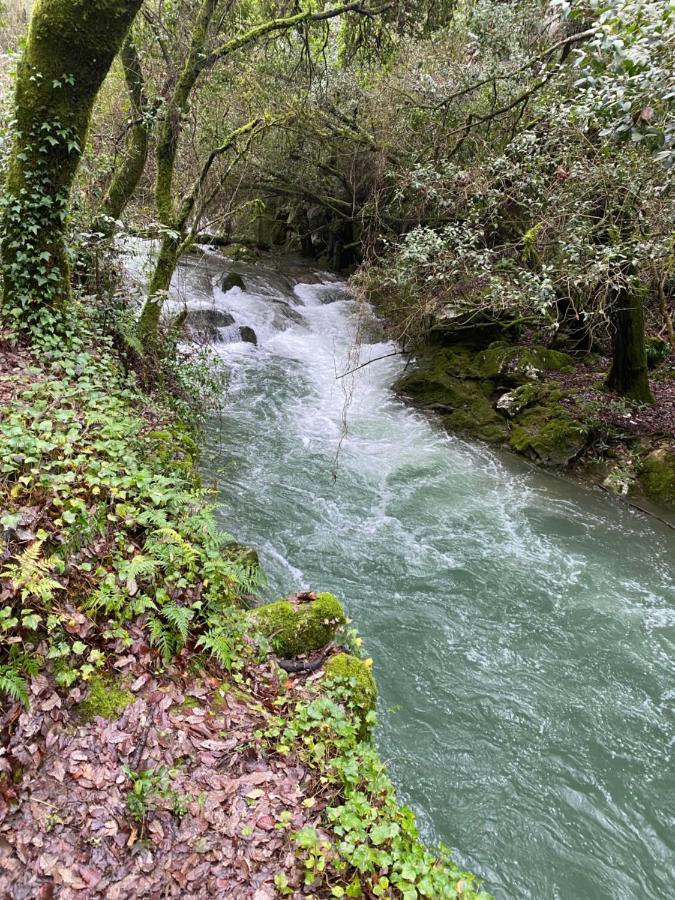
top-left (474, 343), bottom-right (575, 384)
top-left (223, 542), bottom-right (260, 570)
top-left (639, 447), bottom-right (675, 505)
top-left (324, 653), bottom-right (377, 739)
top-left (510, 406), bottom-right (588, 467)
top-left (77, 675), bottom-right (134, 723)
top-left (396, 351), bottom-right (507, 443)
top-left (249, 592), bottom-right (346, 658)
top-left (496, 382), bottom-right (541, 418)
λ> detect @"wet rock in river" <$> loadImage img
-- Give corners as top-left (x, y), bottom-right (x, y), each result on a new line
top-left (184, 308), bottom-right (235, 341)
top-left (239, 325), bottom-right (257, 345)
top-left (222, 272), bottom-right (247, 292)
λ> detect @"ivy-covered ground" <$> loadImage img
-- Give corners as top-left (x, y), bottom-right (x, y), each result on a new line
top-left (0, 326), bottom-right (487, 898)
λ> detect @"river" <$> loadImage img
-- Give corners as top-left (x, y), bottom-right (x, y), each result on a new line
top-left (154, 248), bottom-right (675, 898)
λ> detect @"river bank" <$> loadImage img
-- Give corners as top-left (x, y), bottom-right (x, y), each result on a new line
top-left (360, 294), bottom-right (675, 518)
top-left (0, 312), bottom-right (485, 898)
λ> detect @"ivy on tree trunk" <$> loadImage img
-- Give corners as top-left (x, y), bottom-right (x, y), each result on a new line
top-left (0, 0), bottom-right (142, 324)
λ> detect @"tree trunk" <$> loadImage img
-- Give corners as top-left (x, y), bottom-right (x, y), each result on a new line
top-left (136, 233), bottom-right (182, 347)
top-left (1, 0), bottom-right (142, 321)
top-left (96, 33), bottom-right (148, 230)
top-left (606, 286), bottom-right (654, 404)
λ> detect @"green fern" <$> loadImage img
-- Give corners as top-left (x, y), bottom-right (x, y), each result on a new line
top-left (0, 665), bottom-right (29, 704)
top-left (147, 615), bottom-right (176, 662)
top-left (1, 540), bottom-right (63, 606)
top-left (162, 604), bottom-right (193, 644)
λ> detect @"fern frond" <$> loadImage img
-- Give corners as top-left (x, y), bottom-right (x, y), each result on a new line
top-left (162, 604), bottom-right (193, 644)
top-left (0, 665), bottom-right (29, 705)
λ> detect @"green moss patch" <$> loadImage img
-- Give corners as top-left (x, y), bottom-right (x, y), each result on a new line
top-left (324, 652), bottom-right (377, 738)
top-left (474, 343), bottom-right (575, 383)
top-left (77, 675), bottom-right (134, 723)
top-left (510, 407), bottom-right (588, 467)
top-left (249, 592), bottom-right (347, 658)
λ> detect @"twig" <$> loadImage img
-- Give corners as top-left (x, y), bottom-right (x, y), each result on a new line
top-left (337, 349), bottom-right (409, 379)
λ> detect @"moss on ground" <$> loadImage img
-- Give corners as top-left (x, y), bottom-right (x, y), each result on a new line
top-left (77, 675), bottom-right (134, 722)
top-left (250, 592), bottom-right (347, 658)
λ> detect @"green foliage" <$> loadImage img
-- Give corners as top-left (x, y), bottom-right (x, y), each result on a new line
top-left (570, 0), bottom-right (675, 165)
top-left (261, 683), bottom-right (488, 899)
top-left (123, 764), bottom-right (189, 825)
top-left (0, 322), bottom-right (264, 704)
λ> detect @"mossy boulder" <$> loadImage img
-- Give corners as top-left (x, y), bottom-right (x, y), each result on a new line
top-left (324, 653), bottom-right (377, 739)
top-left (77, 675), bottom-right (134, 723)
top-left (396, 353), bottom-right (507, 444)
top-left (249, 592), bottom-right (346, 658)
top-left (474, 343), bottom-right (575, 384)
top-left (510, 406), bottom-right (588, 467)
top-left (639, 447), bottom-right (675, 505)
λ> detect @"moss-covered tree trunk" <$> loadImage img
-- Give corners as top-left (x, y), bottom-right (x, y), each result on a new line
top-left (96, 33), bottom-right (148, 231)
top-left (137, 233), bottom-right (182, 344)
top-left (1, 0), bottom-right (142, 321)
top-left (606, 286), bottom-right (654, 404)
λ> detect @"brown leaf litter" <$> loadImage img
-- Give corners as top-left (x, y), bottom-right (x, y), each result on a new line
top-left (0, 651), bottom-right (327, 899)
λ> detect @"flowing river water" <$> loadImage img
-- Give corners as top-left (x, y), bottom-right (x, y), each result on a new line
top-left (151, 249), bottom-right (674, 898)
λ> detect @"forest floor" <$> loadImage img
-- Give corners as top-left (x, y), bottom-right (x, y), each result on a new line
top-left (0, 633), bottom-right (318, 899)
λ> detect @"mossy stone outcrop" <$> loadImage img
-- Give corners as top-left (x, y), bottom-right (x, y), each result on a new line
top-left (395, 347), bottom-right (507, 444)
top-left (510, 406), bottom-right (588, 467)
top-left (639, 447), bottom-right (675, 505)
top-left (324, 652), bottom-right (377, 739)
top-left (496, 383), bottom-right (541, 417)
top-left (474, 343), bottom-right (575, 384)
top-left (250, 592), bottom-right (346, 658)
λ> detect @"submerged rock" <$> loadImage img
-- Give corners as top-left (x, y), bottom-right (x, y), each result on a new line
top-left (222, 272), bottom-right (247, 292)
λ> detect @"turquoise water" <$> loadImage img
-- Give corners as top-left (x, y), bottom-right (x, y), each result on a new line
top-left (174, 252), bottom-right (675, 898)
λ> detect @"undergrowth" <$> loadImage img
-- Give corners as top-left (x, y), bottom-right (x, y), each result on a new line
top-left (261, 677), bottom-right (488, 900)
top-left (0, 317), bottom-right (263, 703)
